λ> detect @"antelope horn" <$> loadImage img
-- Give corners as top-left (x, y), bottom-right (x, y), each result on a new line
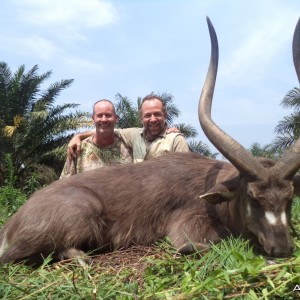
top-left (273, 17), bottom-right (300, 179)
top-left (293, 18), bottom-right (300, 83)
top-left (199, 17), bottom-right (267, 180)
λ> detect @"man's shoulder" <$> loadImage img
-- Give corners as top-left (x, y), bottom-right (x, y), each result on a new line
top-left (163, 132), bottom-right (189, 151)
top-left (165, 131), bottom-right (185, 139)
top-left (165, 131), bottom-right (181, 136)
top-left (115, 127), bottom-right (143, 140)
top-left (118, 127), bottom-right (143, 133)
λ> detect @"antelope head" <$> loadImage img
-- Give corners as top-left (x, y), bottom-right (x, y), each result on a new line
top-left (199, 17), bottom-right (300, 257)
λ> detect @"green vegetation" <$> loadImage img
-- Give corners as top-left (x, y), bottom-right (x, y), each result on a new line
top-left (272, 86), bottom-right (300, 150)
top-left (0, 185), bottom-right (26, 225)
top-left (0, 62), bottom-right (92, 188)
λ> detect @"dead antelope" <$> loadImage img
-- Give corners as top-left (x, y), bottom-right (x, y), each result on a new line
top-left (0, 17), bottom-right (300, 265)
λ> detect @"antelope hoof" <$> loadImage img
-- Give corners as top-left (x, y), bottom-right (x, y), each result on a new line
top-left (57, 248), bottom-right (92, 264)
top-left (177, 242), bottom-right (210, 255)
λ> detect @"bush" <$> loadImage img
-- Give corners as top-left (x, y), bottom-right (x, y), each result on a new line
top-left (0, 185), bottom-right (27, 225)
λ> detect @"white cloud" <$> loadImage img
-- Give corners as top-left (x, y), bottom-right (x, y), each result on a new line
top-left (15, 0), bottom-right (118, 29)
top-left (0, 35), bottom-right (60, 60)
top-left (62, 56), bottom-right (103, 72)
top-left (1, 0), bottom-right (119, 62)
top-left (219, 11), bottom-right (298, 85)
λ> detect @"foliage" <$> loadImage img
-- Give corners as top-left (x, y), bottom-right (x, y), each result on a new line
top-left (2, 153), bottom-right (17, 187)
top-left (0, 62), bottom-right (92, 187)
top-left (19, 164), bottom-right (57, 192)
top-left (248, 142), bottom-right (282, 159)
top-left (292, 198), bottom-right (300, 234)
top-left (0, 186), bottom-right (26, 224)
top-left (188, 140), bottom-right (218, 158)
top-left (114, 93), bottom-right (141, 128)
top-left (175, 123), bottom-right (197, 139)
top-left (272, 87), bottom-right (300, 151)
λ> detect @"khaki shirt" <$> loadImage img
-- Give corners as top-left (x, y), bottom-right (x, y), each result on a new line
top-left (60, 135), bottom-right (132, 178)
top-left (115, 127), bottom-right (190, 163)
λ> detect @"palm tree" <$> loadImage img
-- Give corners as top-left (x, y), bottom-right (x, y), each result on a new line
top-left (271, 87), bottom-right (300, 151)
top-left (188, 140), bottom-right (218, 158)
top-left (248, 142), bottom-right (281, 159)
top-left (114, 93), bottom-right (141, 128)
top-left (174, 123), bottom-right (197, 139)
top-left (0, 62), bottom-right (92, 187)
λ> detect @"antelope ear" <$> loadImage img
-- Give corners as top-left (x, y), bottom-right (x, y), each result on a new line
top-left (293, 175), bottom-right (300, 196)
top-left (200, 177), bottom-right (239, 205)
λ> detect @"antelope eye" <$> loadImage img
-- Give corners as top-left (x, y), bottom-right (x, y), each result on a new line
top-left (250, 197), bottom-right (261, 209)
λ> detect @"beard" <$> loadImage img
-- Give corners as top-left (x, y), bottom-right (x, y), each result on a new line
top-left (143, 123), bottom-right (166, 141)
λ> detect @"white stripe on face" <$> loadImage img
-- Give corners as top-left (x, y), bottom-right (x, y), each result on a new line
top-left (265, 211), bottom-right (288, 226)
top-left (265, 211), bottom-right (277, 225)
top-left (281, 212), bottom-right (287, 226)
top-left (247, 203), bottom-right (251, 216)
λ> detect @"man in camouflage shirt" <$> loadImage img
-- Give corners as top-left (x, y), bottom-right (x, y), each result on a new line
top-left (60, 99), bottom-right (132, 178)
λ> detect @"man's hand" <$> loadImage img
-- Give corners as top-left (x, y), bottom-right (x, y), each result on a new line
top-left (67, 131), bottom-right (94, 159)
top-left (67, 135), bottom-right (83, 160)
top-left (166, 127), bottom-right (180, 134)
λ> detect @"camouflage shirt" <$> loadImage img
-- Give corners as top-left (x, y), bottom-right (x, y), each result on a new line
top-left (60, 135), bottom-right (132, 178)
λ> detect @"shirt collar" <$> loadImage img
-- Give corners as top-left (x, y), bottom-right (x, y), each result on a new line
top-left (141, 125), bottom-right (168, 141)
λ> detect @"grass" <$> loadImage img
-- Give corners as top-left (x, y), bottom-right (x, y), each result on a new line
top-left (1, 200), bottom-right (300, 299)
top-left (1, 238), bottom-right (300, 299)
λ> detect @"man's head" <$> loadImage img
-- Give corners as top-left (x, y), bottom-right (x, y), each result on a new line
top-left (92, 99), bottom-right (118, 138)
top-left (139, 94), bottom-right (167, 141)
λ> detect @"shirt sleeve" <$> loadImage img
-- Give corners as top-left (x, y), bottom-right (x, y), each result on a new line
top-left (114, 128), bottom-right (139, 149)
top-left (173, 135), bottom-right (190, 152)
top-left (60, 157), bottom-right (76, 178)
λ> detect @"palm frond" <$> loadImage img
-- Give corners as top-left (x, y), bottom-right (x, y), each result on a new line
top-left (270, 135), bottom-right (295, 152)
top-left (281, 87), bottom-right (300, 109)
top-left (248, 142), bottom-right (280, 159)
top-left (174, 123), bottom-right (197, 138)
top-left (272, 85), bottom-right (300, 151)
top-left (188, 140), bottom-right (218, 158)
top-left (114, 94), bottom-right (141, 128)
top-left (36, 79), bottom-right (74, 110)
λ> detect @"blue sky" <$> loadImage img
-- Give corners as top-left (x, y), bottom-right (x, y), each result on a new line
top-left (1, 0), bottom-right (300, 151)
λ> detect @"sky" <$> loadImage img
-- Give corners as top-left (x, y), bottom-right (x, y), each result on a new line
top-left (1, 0), bottom-right (300, 152)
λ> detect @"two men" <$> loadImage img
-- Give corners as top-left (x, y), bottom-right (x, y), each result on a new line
top-left (64, 94), bottom-right (189, 176)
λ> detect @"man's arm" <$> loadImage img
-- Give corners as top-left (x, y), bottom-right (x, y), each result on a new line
top-left (67, 130), bottom-right (94, 159)
top-left (114, 128), bottom-right (139, 149)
